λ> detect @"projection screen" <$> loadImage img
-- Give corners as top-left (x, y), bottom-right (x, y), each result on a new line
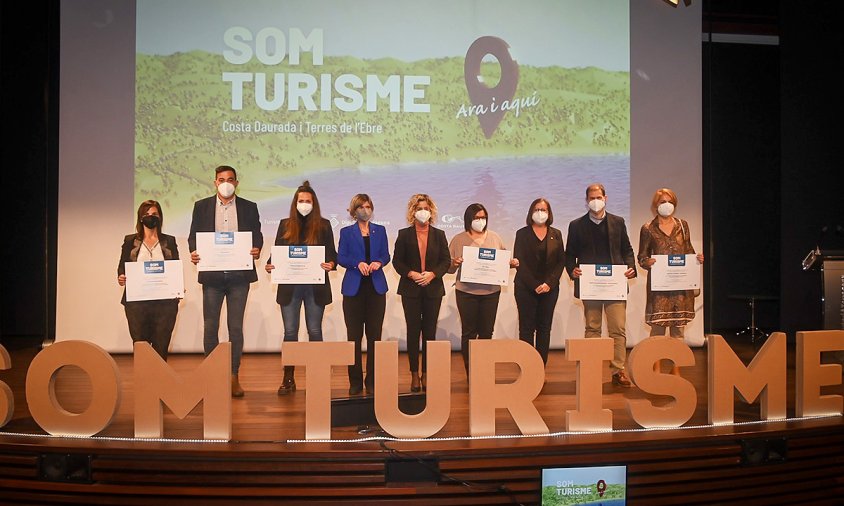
top-left (57, 0), bottom-right (702, 353)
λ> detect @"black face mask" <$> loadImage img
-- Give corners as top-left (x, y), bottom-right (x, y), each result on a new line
top-left (141, 215), bottom-right (160, 229)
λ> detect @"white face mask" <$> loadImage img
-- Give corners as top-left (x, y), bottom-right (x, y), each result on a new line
top-left (532, 211), bottom-right (548, 225)
top-left (217, 182), bottom-right (235, 199)
top-left (471, 218), bottom-right (487, 233)
top-left (414, 209), bottom-right (431, 224)
top-left (657, 202), bottom-right (675, 217)
top-left (588, 198), bottom-right (606, 213)
top-left (297, 202), bottom-right (313, 216)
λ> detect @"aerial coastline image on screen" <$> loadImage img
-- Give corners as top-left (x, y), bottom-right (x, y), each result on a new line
top-left (135, 0), bottom-right (629, 238)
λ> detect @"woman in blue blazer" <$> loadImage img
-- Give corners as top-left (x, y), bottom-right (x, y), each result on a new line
top-left (337, 194), bottom-right (391, 395)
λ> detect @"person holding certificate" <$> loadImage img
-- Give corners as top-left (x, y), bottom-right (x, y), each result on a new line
top-left (188, 165), bottom-right (263, 398)
top-left (393, 194), bottom-right (451, 393)
top-left (512, 198), bottom-right (566, 366)
top-left (637, 188), bottom-right (704, 373)
top-left (448, 203), bottom-right (518, 376)
top-left (266, 181), bottom-right (337, 395)
top-left (117, 200), bottom-right (180, 360)
top-left (337, 194), bottom-right (390, 395)
top-left (565, 183), bottom-right (637, 387)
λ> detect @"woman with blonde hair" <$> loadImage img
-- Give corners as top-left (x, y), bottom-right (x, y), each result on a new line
top-left (392, 194), bottom-right (450, 392)
top-left (637, 188), bottom-right (704, 374)
top-left (337, 194), bottom-right (391, 395)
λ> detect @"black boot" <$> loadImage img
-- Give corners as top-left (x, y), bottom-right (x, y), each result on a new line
top-left (278, 366), bottom-right (296, 395)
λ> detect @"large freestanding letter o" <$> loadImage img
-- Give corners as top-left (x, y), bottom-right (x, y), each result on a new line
top-left (25, 340), bottom-right (121, 437)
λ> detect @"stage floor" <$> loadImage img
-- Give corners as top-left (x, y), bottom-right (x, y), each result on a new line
top-left (1, 339), bottom-right (843, 505)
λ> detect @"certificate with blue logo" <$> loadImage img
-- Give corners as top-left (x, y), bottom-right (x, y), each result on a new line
top-left (580, 264), bottom-right (628, 300)
top-left (650, 254), bottom-right (700, 291)
top-left (195, 231), bottom-right (254, 271)
top-left (125, 260), bottom-right (184, 302)
top-left (271, 245), bottom-right (325, 284)
top-left (460, 246), bottom-right (511, 286)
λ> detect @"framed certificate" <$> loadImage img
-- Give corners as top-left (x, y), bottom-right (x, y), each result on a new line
top-left (271, 245), bottom-right (326, 284)
top-left (459, 246), bottom-right (511, 286)
top-left (579, 264), bottom-right (628, 301)
top-left (650, 254), bottom-right (701, 291)
top-left (195, 231), bottom-right (253, 271)
top-left (125, 260), bottom-right (184, 302)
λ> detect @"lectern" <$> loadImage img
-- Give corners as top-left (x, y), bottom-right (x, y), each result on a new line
top-left (802, 248), bottom-right (844, 330)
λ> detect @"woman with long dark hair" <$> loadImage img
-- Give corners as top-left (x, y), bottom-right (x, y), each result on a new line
top-left (266, 181), bottom-right (337, 394)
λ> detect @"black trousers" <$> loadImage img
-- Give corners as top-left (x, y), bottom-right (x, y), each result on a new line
top-left (124, 299), bottom-right (179, 360)
top-left (401, 294), bottom-right (443, 373)
top-left (343, 280), bottom-right (386, 389)
top-left (514, 283), bottom-right (559, 365)
top-left (455, 290), bottom-right (501, 374)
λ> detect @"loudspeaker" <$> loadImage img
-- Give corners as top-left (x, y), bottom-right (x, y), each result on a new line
top-left (740, 437), bottom-right (787, 466)
top-left (38, 453), bottom-right (92, 482)
top-left (385, 457), bottom-right (441, 483)
top-left (331, 392), bottom-right (426, 427)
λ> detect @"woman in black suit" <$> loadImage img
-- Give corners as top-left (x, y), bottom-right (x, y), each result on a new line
top-left (512, 197), bottom-right (566, 365)
top-left (392, 194), bottom-right (451, 392)
top-left (117, 200), bottom-right (180, 360)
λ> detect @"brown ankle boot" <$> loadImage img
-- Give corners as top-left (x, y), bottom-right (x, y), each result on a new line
top-left (410, 372), bottom-right (421, 392)
top-left (278, 366), bottom-right (296, 395)
top-left (231, 374), bottom-right (245, 398)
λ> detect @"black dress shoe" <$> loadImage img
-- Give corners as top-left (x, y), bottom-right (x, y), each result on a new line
top-left (349, 385), bottom-right (363, 395)
top-left (277, 377), bottom-right (296, 395)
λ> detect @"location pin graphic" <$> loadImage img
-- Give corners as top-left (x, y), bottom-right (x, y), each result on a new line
top-left (464, 36), bottom-right (519, 139)
top-left (596, 479), bottom-right (607, 497)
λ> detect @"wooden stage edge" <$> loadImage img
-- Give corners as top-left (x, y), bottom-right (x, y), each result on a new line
top-left (1, 341), bottom-right (843, 505)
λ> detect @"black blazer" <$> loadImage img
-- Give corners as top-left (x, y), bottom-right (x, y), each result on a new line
top-left (512, 226), bottom-right (566, 291)
top-left (392, 225), bottom-right (450, 298)
top-left (117, 233), bottom-right (179, 305)
top-left (565, 212), bottom-right (636, 299)
top-left (187, 195), bottom-right (263, 285)
top-left (270, 216), bottom-right (338, 306)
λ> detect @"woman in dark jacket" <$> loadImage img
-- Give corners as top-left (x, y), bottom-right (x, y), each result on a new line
top-left (512, 197), bottom-right (566, 365)
top-left (117, 200), bottom-right (180, 360)
top-left (392, 193), bottom-right (451, 392)
top-left (266, 181), bottom-right (337, 394)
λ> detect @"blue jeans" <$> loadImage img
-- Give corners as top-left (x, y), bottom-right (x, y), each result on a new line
top-left (202, 275), bottom-right (249, 374)
top-left (281, 285), bottom-right (325, 342)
